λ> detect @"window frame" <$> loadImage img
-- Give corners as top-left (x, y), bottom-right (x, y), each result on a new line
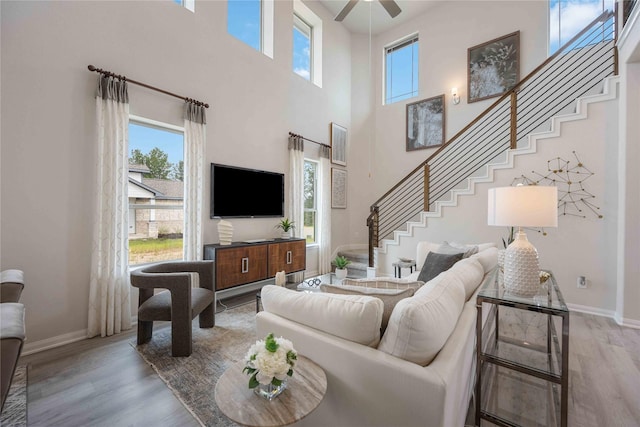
top-left (293, 13), bottom-right (313, 81)
top-left (293, 0), bottom-right (322, 87)
top-left (226, 0), bottom-right (274, 59)
top-left (384, 34), bottom-right (419, 105)
top-left (303, 159), bottom-right (319, 245)
top-left (548, 0), bottom-right (615, 55)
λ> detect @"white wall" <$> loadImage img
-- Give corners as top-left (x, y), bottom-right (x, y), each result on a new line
top-left (346, 1), bottom-right (549, 248)
top-left (0, 0), bottom-right (351, 346)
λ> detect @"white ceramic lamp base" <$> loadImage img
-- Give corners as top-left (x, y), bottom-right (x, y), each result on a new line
top-left (503, 230), bottom-right (540, 297)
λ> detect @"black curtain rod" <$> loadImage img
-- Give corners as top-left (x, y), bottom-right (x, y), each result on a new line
top-left (87, 65), bottom-right (209, 108)
top-left (288, 132), bottom-right (331, 149)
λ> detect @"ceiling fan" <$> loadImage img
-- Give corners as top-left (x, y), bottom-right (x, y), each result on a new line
top-left (334, 0), bottom-right (402, 22)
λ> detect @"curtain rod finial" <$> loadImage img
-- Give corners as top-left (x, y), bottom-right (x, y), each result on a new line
top-left (88, 65), bottom-right (96, 71)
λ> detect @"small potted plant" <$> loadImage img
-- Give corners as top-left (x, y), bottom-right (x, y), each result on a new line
top-left (334, 255), bottom-right (351, 280)
top-left (275, 218), bottom-right (295, 239)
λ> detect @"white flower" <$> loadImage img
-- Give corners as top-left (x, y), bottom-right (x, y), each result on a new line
top-left (244, 333), bottom-right (297, 388)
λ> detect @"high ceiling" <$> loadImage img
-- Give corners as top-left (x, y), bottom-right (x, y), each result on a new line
top-left (318, 0), bottom-right (440, 35)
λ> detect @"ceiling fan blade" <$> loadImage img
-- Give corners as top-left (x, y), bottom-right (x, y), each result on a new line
top-left (378, 0), bottom-right (401, 18)
top-left (335, 0), bottom-right (359, 22)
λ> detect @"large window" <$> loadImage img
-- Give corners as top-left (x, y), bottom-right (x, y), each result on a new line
top-left (128, 118), bottom-right (185, 265)
top-left (385, 35), bottom-right (419, 105)
top-left (549, 0), bottom-right (615, 54)
top-left (293, 14), bottom-right (312, 81)
top-left (227, 0), bottom-right (274, 58)
top-left (303, 160), bottom-right (318, 244)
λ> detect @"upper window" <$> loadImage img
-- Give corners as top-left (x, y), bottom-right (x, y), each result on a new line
top-left (303, 160), bottom-right (318, 244)
top-left (549, 0), bottom-right (615, 55)
top-left (293, 14), bottom-right (312, 81)
top-left (293, 0), bottom-right (323, 87)
top-left (173, 0), bottom-right (195, 12)
top-left (385, 35), bottom-right (419, 105)
top-left (227, 0), bottom-right (274, 58)
top-left (128, 118), bottom-right (185, 266)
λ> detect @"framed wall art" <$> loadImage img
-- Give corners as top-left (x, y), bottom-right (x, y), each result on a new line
top-left (406, 94), bottom-right (445, 151)
top-left (468, 31), bottom-right (520, 103)
top-left (330, 122), bottom-right (347, 166)
top-left (331, 168), bottom-right (347, 209)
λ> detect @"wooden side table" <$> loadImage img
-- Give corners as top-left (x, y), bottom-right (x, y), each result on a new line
top-left (215, 355), bottom-right (327, 427)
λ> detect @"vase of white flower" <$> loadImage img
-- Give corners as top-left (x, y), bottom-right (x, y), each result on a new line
top-left (243, 333), bottom-right (297, 400)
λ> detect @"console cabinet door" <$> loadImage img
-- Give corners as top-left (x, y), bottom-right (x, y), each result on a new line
top-left (268, 240), bottom-right (306, 276)
top-left (216, 245), bottom-right (268, 290)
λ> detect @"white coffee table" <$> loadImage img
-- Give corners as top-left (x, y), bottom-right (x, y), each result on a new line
top-left (296, 273), bottom-right (343, 292)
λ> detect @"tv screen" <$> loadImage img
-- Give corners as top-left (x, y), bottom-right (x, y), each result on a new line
top-left (210, 163), bottom-right (285, 218)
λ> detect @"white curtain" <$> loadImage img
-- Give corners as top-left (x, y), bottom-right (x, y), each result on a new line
top-left (183, 102), bottom-right (206, 261)
top-left (288, 135), bottom-right (304, 239)
top-left (88, 75), bottom-right (132, 338)
top-left (318, 145), bottom-right (332, 274)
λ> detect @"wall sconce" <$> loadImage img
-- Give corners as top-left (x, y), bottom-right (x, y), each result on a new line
top-left (451, 88), bottom-right (460, 105)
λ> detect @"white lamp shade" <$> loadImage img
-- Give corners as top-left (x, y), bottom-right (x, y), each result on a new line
top-left (488, 186), bottom-right (558, 228)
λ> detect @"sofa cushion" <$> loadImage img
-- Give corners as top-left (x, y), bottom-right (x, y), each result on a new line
top-left (446, 258), bottom-right (485, 300)
top-left (342, 278), bottom-right (425, 291)
top-left (470, 246), bottom-right (499, 274)
top-left (417, 251), bottom-right (464, 283)
top-left (415, 241), bottom-right (441, 272)
top-left (260, 285), bottom-right (383, 347)
top-left (378, 273), bottom-right (466, 365)
top-left (320, 284), bottom-right (415, 333)
top-left (437, 241), bottom-right (478, 258)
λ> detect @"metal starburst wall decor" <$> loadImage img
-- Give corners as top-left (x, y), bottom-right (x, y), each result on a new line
top-left (513, 151), bottom-right (602, 219)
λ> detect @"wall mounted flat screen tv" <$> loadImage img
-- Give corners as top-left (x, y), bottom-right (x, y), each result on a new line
top-left (210, 163), bottom-right (285, 218)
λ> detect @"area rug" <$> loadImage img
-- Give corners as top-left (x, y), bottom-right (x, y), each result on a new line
top-left (0, 365), bottom-right (27, 427)
top-left (132, 302), bottom-right (258, 427)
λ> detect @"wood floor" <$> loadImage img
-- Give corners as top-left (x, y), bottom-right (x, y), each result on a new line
top-left (19, 303), bottom-right (640, 427)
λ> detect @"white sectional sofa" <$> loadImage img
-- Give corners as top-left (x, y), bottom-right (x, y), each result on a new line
top-left (256, 243), bottom-right (498, 427)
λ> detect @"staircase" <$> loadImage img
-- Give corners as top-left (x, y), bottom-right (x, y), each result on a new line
top-left (331, 248), bottom-right (369, 278)
top-left (366, 10), bottom-right (618, 268)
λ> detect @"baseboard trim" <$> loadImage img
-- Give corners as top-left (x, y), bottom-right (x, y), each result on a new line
top-left (566, 303), bottom-right (640, 329)
top-left (22, 329), bottom-right (88, 356)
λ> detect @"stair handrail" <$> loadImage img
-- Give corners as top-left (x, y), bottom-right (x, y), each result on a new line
top-left (367, 9), bottom-right (616, 266)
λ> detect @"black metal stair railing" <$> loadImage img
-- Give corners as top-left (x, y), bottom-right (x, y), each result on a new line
top-left (367, 10), bottom-right (617, 266)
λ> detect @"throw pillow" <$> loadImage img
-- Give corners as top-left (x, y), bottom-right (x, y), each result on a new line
top-left (417, 251), bottom-right (464, 283)
top-left (320, 284), bottom-right (415, 333)
top-left (378, 273), bottom-right (466, 365)
top-left (442, 241), bottom-right (479, 258)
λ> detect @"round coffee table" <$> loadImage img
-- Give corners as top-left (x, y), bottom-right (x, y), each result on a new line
top-left (215, 355), bottom-right (327, 427)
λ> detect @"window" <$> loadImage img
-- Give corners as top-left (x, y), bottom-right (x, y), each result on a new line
top-left (293, 14), bottom-right (312, 81)
top-left (128, 117), bottom-right (185, 265)
top-left (173, 0), bottom-right (195, 12)
top-left (385, 35), bottom-right (419, 105)
top-left (549, 0), bottom-right (615, 54)
top-left (227, 0), bottom-right (274, 58)
top-left (303, 160), bottom-right (318, 244)
top-left (293, 0), bottom-right (323, 87)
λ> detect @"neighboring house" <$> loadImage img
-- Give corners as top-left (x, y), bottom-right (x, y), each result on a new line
top-left (128, 164), bottom-right (184, 240)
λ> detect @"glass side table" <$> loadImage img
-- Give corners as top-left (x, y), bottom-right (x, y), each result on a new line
top-left (475, 268), bottom-right (569, 427)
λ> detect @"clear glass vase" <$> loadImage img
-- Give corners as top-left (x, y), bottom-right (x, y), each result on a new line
top-left (254, 379), bottom-right (287, 400)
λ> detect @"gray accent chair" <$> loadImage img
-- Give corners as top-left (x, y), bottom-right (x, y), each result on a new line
top-left (1, 269), bottom-right (25, 413)
top-left (130, 261), bottom-right (215, 357)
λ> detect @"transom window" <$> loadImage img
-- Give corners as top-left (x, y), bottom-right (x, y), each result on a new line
top-left (303, 160), bottom-right (318, 244)
top-left (227, 0), bottom-right (274, 58)
top-left (385, 35), bottom-right (419, 105)
top-left (293, 14), bottom-right (312, 81)
top-left (173, 0), bottom-right (194, 12)
top-left (549, 0), bottom-right (615, 54)
top-left (128, 118), bottom-right (185, 266)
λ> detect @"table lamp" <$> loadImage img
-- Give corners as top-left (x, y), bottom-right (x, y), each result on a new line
top-left (488, 185), bottom-right (558, 296)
